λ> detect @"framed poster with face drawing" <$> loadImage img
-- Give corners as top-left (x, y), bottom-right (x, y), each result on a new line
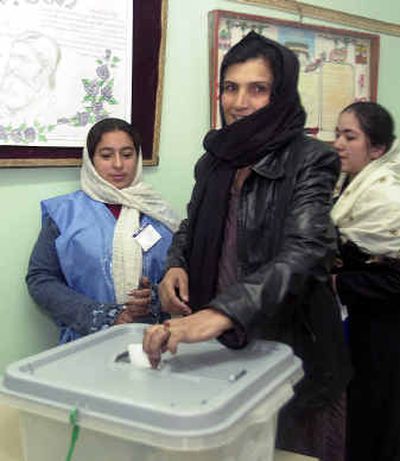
top-left (209, 9), bottom-right (379, 142)
top-left (0, 0), bottom-right (166, 167)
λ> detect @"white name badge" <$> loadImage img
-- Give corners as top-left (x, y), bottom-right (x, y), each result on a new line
top-left (132, 224), bottom-right (162, 252)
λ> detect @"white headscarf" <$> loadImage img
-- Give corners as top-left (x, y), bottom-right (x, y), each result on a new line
top-left (80, 147), bottom-right (179, 304)
top-left (331, 139), bottom-right (400, 258)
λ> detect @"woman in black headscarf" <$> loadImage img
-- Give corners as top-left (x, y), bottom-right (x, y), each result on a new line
top-left (143, 32), bottom-right (351, 460)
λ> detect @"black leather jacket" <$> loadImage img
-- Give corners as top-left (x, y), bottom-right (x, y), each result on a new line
top-left (168, 134), bottom-right (351, 406)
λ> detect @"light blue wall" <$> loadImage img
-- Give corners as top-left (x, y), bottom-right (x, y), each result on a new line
top-left (1, 0), bottom-right (399, 373)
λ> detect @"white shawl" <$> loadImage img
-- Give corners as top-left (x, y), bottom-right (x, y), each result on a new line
top-left (80, 148), bottom-right (179, 304)
top-left (331, 139), bottom-right (400, 258)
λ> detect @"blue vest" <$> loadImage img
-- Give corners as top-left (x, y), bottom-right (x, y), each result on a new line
top-left (42, 191), bottom-right (173, 340)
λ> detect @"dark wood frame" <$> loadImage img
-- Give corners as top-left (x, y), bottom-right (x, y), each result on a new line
top-left (209, 10), bottom-right (379, 140)
top-left (0, 0), bottom-right (167, 167)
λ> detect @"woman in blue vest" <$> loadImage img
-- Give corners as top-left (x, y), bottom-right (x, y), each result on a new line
top-left (26, 118), bottom-right (178, 344)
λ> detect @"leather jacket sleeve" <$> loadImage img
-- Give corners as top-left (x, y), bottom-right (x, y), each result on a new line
top-left (211, 144), bottom-right (340, 338)
top-left (165, 217), bottom-right (190, 271)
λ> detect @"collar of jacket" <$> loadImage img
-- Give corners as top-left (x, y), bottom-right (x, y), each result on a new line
top-left (252, 145), bottom-right (291, 180)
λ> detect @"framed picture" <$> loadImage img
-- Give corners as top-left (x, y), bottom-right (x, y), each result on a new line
top-left (0, 0), bottom-right (166, 167)
top-left (209, 9), bottom-right (379, 141)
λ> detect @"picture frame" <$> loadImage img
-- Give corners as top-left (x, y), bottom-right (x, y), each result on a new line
top-left (209, 9), bottom-right (379, 142)
top-left (0, 0), bottom-right (167, 167)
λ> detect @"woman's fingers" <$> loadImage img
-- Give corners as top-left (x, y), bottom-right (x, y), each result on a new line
top-left (159, 268), bottom-right (192, 315)
top-left (125, 306), bottom-right (150, 318)
top-left (125, 294), bottom-right (151, 307)
top-left (139, 276), bottom-right (150, 288)
top-left (176, 275), bottom-right (189, 304)
top-left (126, 288), bottom-right (151, 298)
top-left (143, 309), bottom-right (234, 367)
top-left (114, 306), bottom-right (151, 324)
top-left (125, 286), bottom-right (151, 314)
top-left (114, 309), bottom-right (136, 325)
top-left (143, 324), bottom-right (171, 368)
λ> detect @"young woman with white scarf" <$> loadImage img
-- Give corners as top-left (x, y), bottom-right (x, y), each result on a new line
top-left (331, 101), bottom-right (400, 461)
top-left (26, 118), bottom-right (179, 344)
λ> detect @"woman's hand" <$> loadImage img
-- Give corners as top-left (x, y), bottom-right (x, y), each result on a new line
top-left (114, 277), bottom-right (152, 325)
top-left (143, 308), bottom-right (234, 368)
top-left (124, 276), bottom-right (152, 316)
top-left (114, 309), bottom-right (137, 325)
top-left (158, 268), bottom-right (192, 315)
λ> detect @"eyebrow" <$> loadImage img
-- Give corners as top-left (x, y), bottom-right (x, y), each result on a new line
top-left (98, 147), bottom-right (113, 153)
top-left (224, 79), bottom-right (272, 85)
top-left (335, 128), bottom-right (359, 135)
top-left (98, 146), bottom-right (135, 152)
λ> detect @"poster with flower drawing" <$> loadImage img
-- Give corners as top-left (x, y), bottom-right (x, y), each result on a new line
top-left (0, 0), bottom-right (132, 147)
top-left (0, 0), bottom-right (166, 166)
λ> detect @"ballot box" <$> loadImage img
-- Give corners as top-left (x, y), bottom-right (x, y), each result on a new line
top-left (0, 323), bottom-right (303, 461)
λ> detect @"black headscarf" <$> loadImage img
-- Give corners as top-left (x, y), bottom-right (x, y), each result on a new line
top-left (188, 31), bottom-right (306, 309)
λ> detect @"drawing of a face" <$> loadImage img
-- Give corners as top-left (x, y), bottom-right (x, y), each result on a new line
top-left (0, 31), bottom-right (60, 116)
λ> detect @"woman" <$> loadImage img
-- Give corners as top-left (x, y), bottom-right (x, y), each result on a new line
top-left (143, 32), bottom-right (351, 460)
top-left (331, 101), bottom-right (400, 461)
top-left (26, 118), bottom-right (178, 344)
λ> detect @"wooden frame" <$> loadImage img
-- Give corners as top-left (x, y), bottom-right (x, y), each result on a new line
top-left (209, 9), bottom-right (379, 142)
top-left (0, 0), bottom-right (167, 167)
top-left (229, 0), bottom-right (400, 37)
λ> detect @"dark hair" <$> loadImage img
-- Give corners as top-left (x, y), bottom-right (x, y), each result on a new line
top-left (219, 31), bottom-right (283, 98)
top-left (86, 118), bottom-right (141, 160)
top-left (342, 101), bottom-right (395, 152)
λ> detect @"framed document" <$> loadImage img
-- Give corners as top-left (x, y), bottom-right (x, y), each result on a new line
top-left (0, 0), bottom-right (166, 166)
top-left (209, 10), bottom-right (379, 141)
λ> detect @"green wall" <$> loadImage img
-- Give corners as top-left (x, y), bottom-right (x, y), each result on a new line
top-left (1, 0), bottom-right (399, 373)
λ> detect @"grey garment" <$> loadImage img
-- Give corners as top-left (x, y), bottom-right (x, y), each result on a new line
top-left (216, 173), bottom-right (240, 294)
top-left (217, 167), bottom-right (253, 294)
top-left (26, 216), bottom-right (122, 337)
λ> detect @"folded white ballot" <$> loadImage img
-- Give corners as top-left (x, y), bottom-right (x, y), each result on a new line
top-left (127, 343), bottom-right (152, 369)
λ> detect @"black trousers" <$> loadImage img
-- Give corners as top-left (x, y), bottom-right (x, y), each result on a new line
top-left (346, 312), bottom-right (400, 461)
top-left (276, 393), bottom-right (346, 461)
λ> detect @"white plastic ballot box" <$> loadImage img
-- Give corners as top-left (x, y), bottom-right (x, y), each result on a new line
top-left (1, 324), bottom-right (303, 461)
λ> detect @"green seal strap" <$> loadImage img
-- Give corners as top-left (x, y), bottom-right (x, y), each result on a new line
top-left (65, 407), bottom-right (81, 461)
